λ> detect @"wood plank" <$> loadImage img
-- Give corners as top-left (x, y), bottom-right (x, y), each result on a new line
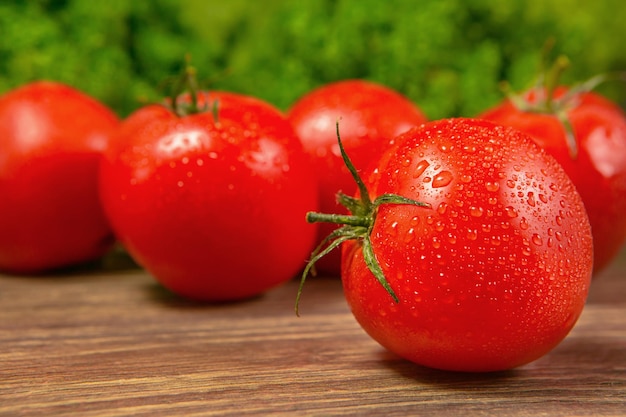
top-left (0, 251), bottom-right (624, 416)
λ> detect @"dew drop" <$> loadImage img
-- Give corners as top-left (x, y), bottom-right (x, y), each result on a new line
top-left (437, 202), bottom-right (448, 215)
top-left (520, 217), bottom-right (529, 230)
top-left (208, 151), bottom-right (218, 159)
top-left (460, 174), bottom-right (473, 183)
top-left (439, 142), bottom-right (453, 152)
top-left (527, 192), bottom-right (536, 207)
top-left (432, 170), bottom-right (453, 188)
top-left (413, 160), bottom-right (430, 178)
top-left (467, 229), bottom-right (478, 240)
top-left (538, 194), bottom-right (548, 204)
top-left (504, 206), bottom-right (518, 218)
top-left (485, 181), bottom-right (500, 192)
top-left (532, 234), bottom-right (543, 246)
top-left (470, 206), bottom-right (484, 217)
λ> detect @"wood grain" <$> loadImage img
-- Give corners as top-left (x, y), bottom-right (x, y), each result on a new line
top-left (1, 251), bottom-right (625, 417)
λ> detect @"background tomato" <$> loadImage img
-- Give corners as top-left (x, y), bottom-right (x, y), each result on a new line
top-left (287, 79), bottom-right (428, 276)
top-left (100, 91), bottom-right (318, 301)
top-left (480, 86), bottom-right (626, 275)
top-left (335, 118), bottom-right (592, 372)
top-left (0, 81), bottom-right (119, 274)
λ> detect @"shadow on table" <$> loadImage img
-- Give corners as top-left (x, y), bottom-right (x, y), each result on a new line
top-left (378, 333), bottom-right (625, 389)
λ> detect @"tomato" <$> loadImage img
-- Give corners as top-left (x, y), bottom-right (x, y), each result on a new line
top-left (479, 85), bottom-right (626, 275)
top-left (287, 79), bottom-right (427, 276)
top-left (0, 81), bottom-right (120, 274)
top-left (100, 90), bottom-right (318, 301)
top-left (301, 118), bottom-right (593, 372)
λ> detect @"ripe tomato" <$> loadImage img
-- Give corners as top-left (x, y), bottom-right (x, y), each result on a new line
top-left (287, 79), bottom-right (427, 276)
top-left (100, 90), bottom-right (318, 301)
top-left (302, 118), bottom-right (593, 372)
top-left (480, 85), bottom-right (626, 275)
top-left (0, 81), bottom-right (119, 274)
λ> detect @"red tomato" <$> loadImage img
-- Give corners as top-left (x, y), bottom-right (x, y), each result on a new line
top-left (100, 91), bottom-right (318, 301)
top-left (303, 118), bottom-right (593, 372)
top-left (0, 81), bottom-right (119, 273)
top-left (480, 86), bottom-right (626, 275)
top-left (287, 79), bottom-right (427, 276)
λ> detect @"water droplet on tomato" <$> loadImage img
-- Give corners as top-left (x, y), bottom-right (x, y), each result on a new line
top-left (405, 228), bottom-right (416, 243)
top-left (439, 141), bottom-right (453, 152)
top-left (538, 194), bottom-right (548, 204)
top-left (432, 170), bottom-right (453, 188)
top-left (466, 229), bottom-right (478, 240)
top-left (470, 206), bottom-right (484, 217)
top-left (413, 159), bottom-right (430, 178)
top-left (532, 234), bottom-right (543, 246)
top-left (460, 174), bottom-right (472, 183)
top-left (485, 181), bottom-right (500, 192)
top-left (527, 192), bottom-right (536, 207)
top-left (504, 206), bottom-right (518, 218)
top-left (437, 202), bottom-right (448, 215)
top-left (520, 217), bottom-right (529, 230)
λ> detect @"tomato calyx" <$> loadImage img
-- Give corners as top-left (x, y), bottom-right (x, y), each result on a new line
top-left (294, 122), bottom-right (430, 316)
top-left (162, 56), bottom-right (219, 119)
top-left (503, 52), bottom-right (626, 159)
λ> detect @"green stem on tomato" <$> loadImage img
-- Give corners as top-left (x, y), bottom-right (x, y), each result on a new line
top-left (294, 121), bottom-right (431, 316)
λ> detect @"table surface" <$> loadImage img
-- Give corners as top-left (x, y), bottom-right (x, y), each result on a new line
top-left (1, 249), bottom-right (625, 417)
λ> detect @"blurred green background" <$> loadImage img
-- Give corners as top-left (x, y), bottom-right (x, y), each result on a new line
top-left (1, 0), bottom-right (624, 118)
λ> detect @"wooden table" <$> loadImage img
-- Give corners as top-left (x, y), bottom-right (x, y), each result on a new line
top-left (1, 249), bottom-right (625, 417)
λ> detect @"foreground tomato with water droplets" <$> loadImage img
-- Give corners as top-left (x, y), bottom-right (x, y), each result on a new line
top-left (100, 90), bottom-right (318, 301)
top-left (480, 86), bottom-right (626, 275)
top-left (338, 118), bottom-right (593, 372)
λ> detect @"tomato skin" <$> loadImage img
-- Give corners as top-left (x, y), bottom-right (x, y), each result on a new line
top-left (341, 118), bottom-right (592, 372)
top-left (480, 88), bottom-right (626, 275)
top-left (287, 79), bottom-right (427, 275)
top-left (0, 81), bottom-right (119, 273)
top-left (100, 92), bottom-right (318, 301)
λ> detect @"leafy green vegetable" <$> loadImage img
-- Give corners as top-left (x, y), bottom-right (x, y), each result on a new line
top-left (1, 0), bottom-right (624, 117)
